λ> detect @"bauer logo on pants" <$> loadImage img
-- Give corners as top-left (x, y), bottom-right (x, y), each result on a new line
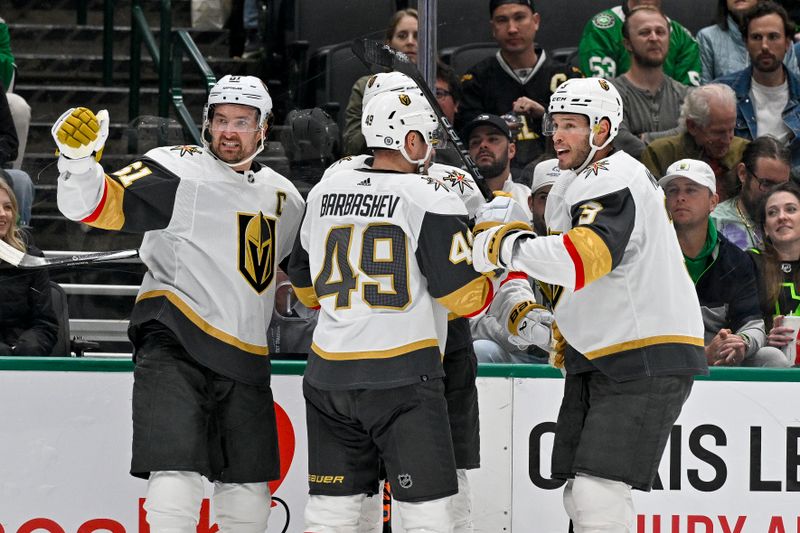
top-left (238, 211), bottom-right (276, 294)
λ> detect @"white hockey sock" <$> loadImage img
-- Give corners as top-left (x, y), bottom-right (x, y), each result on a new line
top-left (144, 471), bottom-right (204, 533)
top-left (395, 495), bottom-right (454, 533)
top-left (452, 469), bottom-right (473, 533)
top-left (569, 474), bottom-right (634, 533)
top-left (213, 481), bottom-right (271, 533)
top-left (305, 493), bottom-right (365, 533)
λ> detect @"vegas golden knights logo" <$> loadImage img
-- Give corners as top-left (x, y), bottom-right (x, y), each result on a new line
top-left (598, 79), bottom-right (610, 91)
top-left (238, 212), bottom-right (276, 294)
top-left (399, 93), bottom-right (411, 106)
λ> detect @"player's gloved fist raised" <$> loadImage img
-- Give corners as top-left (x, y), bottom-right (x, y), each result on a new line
top-left (52, 107), bottom-right (109, 174)
top-left (473, 193), bottom-right (531, 235)
top-left (508, 304), bottom-right (553, 349)
top-left (471, 222), bottom-right (532, 273)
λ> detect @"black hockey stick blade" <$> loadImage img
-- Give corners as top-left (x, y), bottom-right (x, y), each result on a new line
top-left (351, 39), bottom-right (494, 202)
top-left (0, 239), bottom-right (139, 269)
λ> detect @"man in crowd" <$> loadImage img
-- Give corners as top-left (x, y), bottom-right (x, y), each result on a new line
top-left (578, 0), bottom-right (701, 86)
top-left (465, 113), bottom-right (532, 219)
top-left (528, 157), bottom-right (560, 235)
top-left (456, 0), bottom-right (580, 173)
top-left (641, 84), bottom-right (749, 201)
top-left (661, 158), bottom-right (770, 367)
top-left (715, 1), bottom-right (800, 174)
top-left (611, 5), bottom-right (688, 158)
top-left (712, 135), bottom-right (791, 251)
top-left (54, 75), bottom-right (305, 533)
top-left (471, 77), bottom-right (707, 532)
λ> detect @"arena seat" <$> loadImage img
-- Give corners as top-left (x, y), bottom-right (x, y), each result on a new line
top-left (446, 42), bottom-right (498, 77)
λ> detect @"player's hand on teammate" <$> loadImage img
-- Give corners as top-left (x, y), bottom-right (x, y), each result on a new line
top-left (509, 305), bottom-right (553, 349)
top-left (52, 107), bottom-right (110, 174)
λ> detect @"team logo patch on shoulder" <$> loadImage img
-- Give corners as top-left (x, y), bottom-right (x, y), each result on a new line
top-left (441, 169), bottom-right (475, 194)
top-left (582, 160), bottom-right (610, 177)
top-left (592, 12), bottom-right (615, 29)
top-left (420, 175), bottom-right (447, 191)
top-left (238, 211), bottom-right (276, 294)
top-left (170, 145), bottom-right (202, 156)
top-left (398, 94), bottom-right (411, 106)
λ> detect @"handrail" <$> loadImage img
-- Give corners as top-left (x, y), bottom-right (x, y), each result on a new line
top-left (171, 30), bottom-right (217, 145)
top-left (60, 284), bottom-right (140, 296)
top-left (128, 0), bottom-right (215, 150)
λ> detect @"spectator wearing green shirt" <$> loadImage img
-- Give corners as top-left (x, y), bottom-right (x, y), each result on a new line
top-left (0, 16), bottom-right (30, 170)
top-left (578, 0), bottom-right (701, 86)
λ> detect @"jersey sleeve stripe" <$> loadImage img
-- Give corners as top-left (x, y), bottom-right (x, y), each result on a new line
top-left (136, 289), bottom-right (269, 355)
top-left (437, 276), bottom-right (494, 318)
top-left (500, 271), bottom-right (528, 287)
top-left (292, 284), bottom-right (320, 309)
top-left (564, 226), bottom-right (613, 290)
top-left (311, 338), bottom-right (440, 360)
top-left (82, 175), bottom-right (126, 230)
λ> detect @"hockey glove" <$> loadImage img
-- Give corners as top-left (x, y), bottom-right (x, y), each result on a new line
top-left (472, 222), bottom-right (533, 273)
top-left (473, 193), bottom-right (532, 235)
top-left (52, 107), bottom-right (109, 174)
top-left (507, 301), bottom-right (553, 349)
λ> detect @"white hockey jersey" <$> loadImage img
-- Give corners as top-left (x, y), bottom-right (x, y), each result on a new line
top-left (510, 150), bottom-right (707, 379)
top-left (57, 145), bottom-right (304, 385)
top-left (289, 167), bottom-right (493, 390)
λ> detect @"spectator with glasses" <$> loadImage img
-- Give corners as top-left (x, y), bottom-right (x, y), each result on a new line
top-left (712, 135), bottom-right (791, 251)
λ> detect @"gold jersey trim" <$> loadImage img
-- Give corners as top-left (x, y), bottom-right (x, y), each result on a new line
top-left (84, 175), bottom-right (126, 230)
top-left (137, 290), bottom-right (269, 356)
top-left (566, 226), bottom-right (613, 286)
top-left (585, 335), bottom-right (705, 359)
top-left (292, 284), bottom-right (320, 308)
top-left (436, 276), bottom-right (492, 317)
top-left (311, 338), bottom-right (439, 361)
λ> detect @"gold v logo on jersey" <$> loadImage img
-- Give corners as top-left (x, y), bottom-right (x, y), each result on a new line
top-left (238, 212), bottom-right (276, 294)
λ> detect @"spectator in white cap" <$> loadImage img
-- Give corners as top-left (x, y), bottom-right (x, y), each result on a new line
top-left (528, 157), bottom-right (561, 234)
top-left (662, 158), bottom-right (778, 367)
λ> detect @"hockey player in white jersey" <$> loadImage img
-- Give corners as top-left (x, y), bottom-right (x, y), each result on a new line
top-left (289, 89), bottom-right (494, 533)
top-left (472, 78), bottom-right (708, 532)
top-left (53, 75), bottom-right (304, 533)
top-left (320, 72), bottom-right (551, 533)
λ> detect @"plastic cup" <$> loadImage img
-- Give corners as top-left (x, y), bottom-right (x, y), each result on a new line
top-left (780, 315), bottom-right (800, 365)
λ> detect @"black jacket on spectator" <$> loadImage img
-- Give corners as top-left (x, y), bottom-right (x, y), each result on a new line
top-left (456, 48), bottom-right (580, 172)
top-left (0, 242), bottom-right (58, 355)
top-left (695, 234), bottom-right (762, 341)
top-left (0, 84), bottom-right (18, 167)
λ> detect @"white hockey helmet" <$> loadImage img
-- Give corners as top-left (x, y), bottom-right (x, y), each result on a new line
top-left (202, 75), bottom-right (273, 168)
top-left (362, 90), bottom-right (439, 166)
top-left (362, 72), bottom-right (418, 109)
top-left (543, 78), bottom-right (623, 172)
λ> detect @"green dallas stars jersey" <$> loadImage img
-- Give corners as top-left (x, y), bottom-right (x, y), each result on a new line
top-left (578, 5), bottom-right (701, 86)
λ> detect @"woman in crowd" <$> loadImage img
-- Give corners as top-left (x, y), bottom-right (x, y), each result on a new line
top-left (341, 8), bottom-right (418, 156)
top-left (697, 0), bottom-right (799, 84)
top-left (750, 181), bottom-right (800, 367)
top-left (0, 179), bottom-right (57, 356)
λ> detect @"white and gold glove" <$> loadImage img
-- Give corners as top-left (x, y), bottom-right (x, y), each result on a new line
top-left (507, 301), bottom-right (553, 349)
top-left (472, 222), bottom-right (533, 273)
top-left (52, 107), bottom-right (109, 174)
top-left (474, 192), bottom-right (530, 229)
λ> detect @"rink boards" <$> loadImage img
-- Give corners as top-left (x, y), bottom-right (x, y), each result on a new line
top-left (0, 359), bottom-right (799, 533)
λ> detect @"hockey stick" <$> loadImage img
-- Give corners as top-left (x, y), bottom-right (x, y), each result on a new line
top-left (0, 239), bottom-right (139, 269)
top-left (350, 39), bottom-right (493, 202)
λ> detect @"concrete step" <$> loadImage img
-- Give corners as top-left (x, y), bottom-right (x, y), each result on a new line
top-left (14, 83), bottom-right (209, 123)
top-left (9, 0), bottom-right (193, 29)
top-left (14, 53), bottom-right (255, 85)
top-left (9, 23), bottom-right (230, 59)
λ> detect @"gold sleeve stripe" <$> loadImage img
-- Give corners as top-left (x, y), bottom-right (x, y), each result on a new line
top-left (82, 174), bottom-right (125, 230)
top-left (137, 290), bottom-right (269, 356)
top-left (472, 220), bottom-right (503, 235)
top-left (563, 226), bottom-right (612, 290)
top-left (437, 276), bottom-right (493, 318)
top-left (311, 338), bottom-right (440, 360)
top-left (507, 300), bottom-right (545, 335)
top-left (487, 221), bottom-right (533, 265)
top-left (292, 284), bottom-right (320, 309)
top-left (585, 335), bottom-right (705, 360)
top-left (447, 312), bottom-right (459, 321)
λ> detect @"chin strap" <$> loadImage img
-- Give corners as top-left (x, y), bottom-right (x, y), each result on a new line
top-left (400, 142), bottom-right (432, 168)
top-left (573, 124), bottom-right (614, 174)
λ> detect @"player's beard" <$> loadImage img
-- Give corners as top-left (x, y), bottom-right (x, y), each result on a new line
top-left (476, 152), bottom-right (509, 180)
